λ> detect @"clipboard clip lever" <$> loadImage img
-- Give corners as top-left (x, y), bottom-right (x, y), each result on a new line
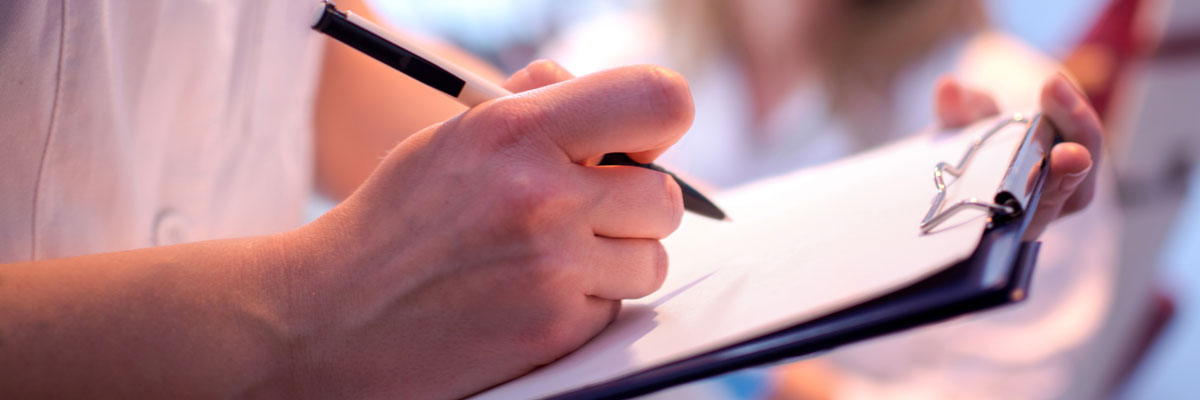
top-left (920, 114), bottom-right (1036, 233)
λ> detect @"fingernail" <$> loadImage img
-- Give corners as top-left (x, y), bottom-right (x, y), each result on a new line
top-left (1059, 166), bottom-right (1091, 191)
top-left (1053, 75), bottom-right (1078, 108)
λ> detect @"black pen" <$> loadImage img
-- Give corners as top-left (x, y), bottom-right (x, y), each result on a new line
top-left (311, 1), bottom-right (727, 220)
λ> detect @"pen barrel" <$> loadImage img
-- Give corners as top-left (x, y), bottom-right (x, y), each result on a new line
top-left (341, 11), bottom-right (512, 105)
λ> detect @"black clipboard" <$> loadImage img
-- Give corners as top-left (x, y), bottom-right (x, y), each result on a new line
top-left (546, 113), bottom-right (1059, 400)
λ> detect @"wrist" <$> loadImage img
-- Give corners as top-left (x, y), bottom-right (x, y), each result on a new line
top-left (231, 226), bottom-right (335, 397)
top-left (255, 206), bottom-right (379, 395)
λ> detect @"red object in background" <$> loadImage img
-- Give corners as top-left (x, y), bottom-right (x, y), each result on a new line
top-left (1154, 28), bottom-right (1200, 62)
top-left (1063, 0), bottom-right (1147, 120)
top-left (1068, 0), bottom-right (1194, 394)
top-left (1109, 287), bottom-right (1177, 394)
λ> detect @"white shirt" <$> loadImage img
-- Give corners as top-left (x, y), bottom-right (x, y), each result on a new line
top-left (0, 0), bottom-right (322, 262)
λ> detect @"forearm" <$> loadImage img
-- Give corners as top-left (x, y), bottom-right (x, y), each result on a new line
top-left (0, 232), bottom-right (314, 398)
top-left (314, 0), bottom-right (506, 200)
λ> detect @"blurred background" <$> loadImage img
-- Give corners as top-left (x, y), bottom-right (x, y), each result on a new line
top-left (363, 0), bottom-right (1199, 398)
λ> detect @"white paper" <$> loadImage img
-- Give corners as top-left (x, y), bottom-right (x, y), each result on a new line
top-left (474, 117), bottom-right (1029, 399)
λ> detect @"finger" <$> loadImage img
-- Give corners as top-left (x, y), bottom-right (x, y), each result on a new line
top-left (584, 237), bottom-right (669, 300)
top-left (502, 59), bottom-right (575, 93)
top-left (573, 297), bottom-right (622, 348)
top-left (473, 65), bottom-right (694, 164)
top-left (584, 165), bottom-right (684, 239)
top-left (1023, 142), bottom-right (1093, 239)
top-left (585, 296), bottom-right (622, 330)
top-left (934, 76), bottom-right (1000, 128)
top-left (935, 77), bottom-right (970, 127)
top-left (1040, 72), bottom-right (1103, 213)
top-left (1048, 142), bottom-right (1094, 214)
top-left (962, 85), bottom-right (1000, 122)
top-left (537, 295), bottom-right (620, 360)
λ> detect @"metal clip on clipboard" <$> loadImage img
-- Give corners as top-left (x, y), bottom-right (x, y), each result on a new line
top-left (921, 113), bottom-right (1058, 233)
top-left (535, 113), bottom-right (1058, 400)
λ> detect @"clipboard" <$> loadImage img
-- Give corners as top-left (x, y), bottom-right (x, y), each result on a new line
top-left (543, 113), bottom-right (1058, 400)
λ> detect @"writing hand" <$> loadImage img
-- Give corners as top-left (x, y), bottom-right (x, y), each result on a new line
top-left (286, 61), bottom-right (694, 398)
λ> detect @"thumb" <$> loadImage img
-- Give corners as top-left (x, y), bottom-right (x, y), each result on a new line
top-left (1022, 142), bottom-right (1094, 240)
top-left (503, 59), bottom-right (576, 93)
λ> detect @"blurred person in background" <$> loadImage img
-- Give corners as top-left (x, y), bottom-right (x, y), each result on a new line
top-left (544, 0), bottom-right (1118, 398)
top-left (1, 0), bottom-right (1108, 398)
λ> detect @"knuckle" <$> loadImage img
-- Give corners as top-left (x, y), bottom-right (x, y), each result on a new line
top-left (503, 169), bottom-right (547, 206)
top-left (499, 171), bottom-right (579, 233)
top-left (473, 100), bottom-right (551, 151)
top-left (492, 174), bottom-right (588, 270)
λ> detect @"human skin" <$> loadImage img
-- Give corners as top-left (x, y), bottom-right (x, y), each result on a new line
top-left (935, 72), bottom-right (1102, 239)
top-left (771, 72), bottom-right (1105, 399)
top-left (0, 62), bottom-right (694, 399)
top-left (0, 2), bottom-right (1101, 394)
top-left (312, 0), bottom-right (506, 201)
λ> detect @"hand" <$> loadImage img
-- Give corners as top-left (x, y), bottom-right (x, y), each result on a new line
top-left (281, 61), bottom-right (693, 398)
top-left (934, 73), bottom-right (1101, 239)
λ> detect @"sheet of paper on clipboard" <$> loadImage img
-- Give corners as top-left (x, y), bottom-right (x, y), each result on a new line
top-left (474, 113), bottom-right (1053, 399)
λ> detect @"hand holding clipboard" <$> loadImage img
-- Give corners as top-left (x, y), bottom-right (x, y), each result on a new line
top-left (933, 75), bottom-right (1103, 240)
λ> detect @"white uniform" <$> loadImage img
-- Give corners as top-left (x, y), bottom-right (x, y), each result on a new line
top-left (0, 0), bottom-right (322, 262)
